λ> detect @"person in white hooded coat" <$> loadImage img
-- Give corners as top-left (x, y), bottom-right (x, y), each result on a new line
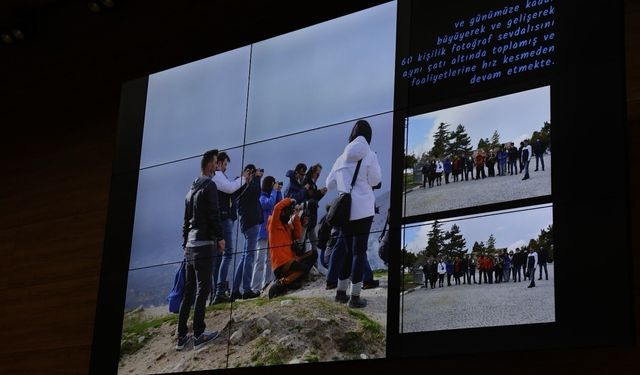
top-left (325, 119), bottom-right (382, 308)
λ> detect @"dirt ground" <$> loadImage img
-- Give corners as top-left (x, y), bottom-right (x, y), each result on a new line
top-left (118, 274), bottom-right (388, 374)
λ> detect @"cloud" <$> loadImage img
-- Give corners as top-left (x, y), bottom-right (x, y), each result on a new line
top-left (407, 86), bottom-right (550, 155)
top-left (507, 240), bottom-right (527, 251)
top-left (404, 225), bottom-right (430, 253)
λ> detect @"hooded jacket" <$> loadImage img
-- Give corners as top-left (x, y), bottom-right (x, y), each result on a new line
top-left (283, 170), bottom-right (308, 202)
top-left (182, 176), bottom-right (223, 248)
top-left (268, 198), bottom-right (302, 271)
top-left (236, 175), bottom-right (263, 233)
top-left (325, 136), bottom-right (382, 221)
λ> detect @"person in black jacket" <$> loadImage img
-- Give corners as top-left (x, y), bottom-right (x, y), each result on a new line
top-left (230, 164), bottom-right (264, 300)
top-left (538, 246), bottom-right (549, 280)
top-left (533, 138), bottom-right (545, 171)
top-left (508, 143), bottom-right (519, 175)
top-left (302, 163), bottom-right (328, 255)
top-left (177, 149), bottom-right (225, 351)
top-left (422, 262), bottom-right (430, 288)
top-left (421, 163), bottom-right (429, 188)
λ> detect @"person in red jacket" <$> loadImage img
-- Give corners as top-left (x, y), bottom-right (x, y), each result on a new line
top-left (267, 197), bottom-right (316, 298)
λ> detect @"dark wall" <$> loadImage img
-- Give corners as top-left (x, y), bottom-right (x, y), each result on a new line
top-left (0, 1), bottom-right (638, 373)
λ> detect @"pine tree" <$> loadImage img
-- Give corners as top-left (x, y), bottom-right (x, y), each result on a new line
top-left (486, 234), bottom-right (496, 254)
top-left (449, 124), bottom-right (472, 156)
top-left (477, 137), bottom-right (490, 151)
top-left (443, 224), bottom-right (466, 258)
top-left (536, 223), bottom-right (554, 259)
top-left (425, 220), bottom-right (445, 258)
top-left (405, 153), bottom-right (418, 169)
top-left (490, 130), bottom-right (501, 150)
top-left (531, 121), bottom-right (551, 152)
top-left (401, 247), bottom-right (417, 271)
top-left (472, 240), bottom-right (486, 254)
top-left (430, 122), bottom-right (450, 158)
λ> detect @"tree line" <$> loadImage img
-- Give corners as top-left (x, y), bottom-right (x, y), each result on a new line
top-left (402, 222), bottom-right (554, 270)
top-left (405, 121), bottom-right (551, 169)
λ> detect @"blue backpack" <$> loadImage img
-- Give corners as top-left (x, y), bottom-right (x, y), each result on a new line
top-left (167, 260), bottom-right (186, 313)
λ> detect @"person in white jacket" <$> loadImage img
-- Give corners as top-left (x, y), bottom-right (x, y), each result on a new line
top-left (325, 120), bottom-right (382, 308)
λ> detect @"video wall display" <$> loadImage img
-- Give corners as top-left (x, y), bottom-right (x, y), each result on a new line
top-left (93, 0), bottom-right (632, 374)
top-left (118, 3), bottom-right (396, 373)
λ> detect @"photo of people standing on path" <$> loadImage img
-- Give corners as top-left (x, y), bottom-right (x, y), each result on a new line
top-left (403, 86), bottom-right (551, 218)
top-left (400, 204), bottom-right (554, 333)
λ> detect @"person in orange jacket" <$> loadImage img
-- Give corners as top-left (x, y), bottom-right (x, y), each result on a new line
top-left (267, 197), bottom-right (316, 298)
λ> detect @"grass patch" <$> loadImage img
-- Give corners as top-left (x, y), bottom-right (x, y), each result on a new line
top-left (373, 269), bottom-right (388, 277)
top-left (402, 272), bottom-right (421, 292)
top-left (341, 331), bottom-right (367, 354)
top-left (251, 337), bottom-right (287, 366)
top-left (120, 313), bottom-right (178, 358)
top-left (404, 173), bottom-right (420, 190)
top-left (339, 309), bottom-right (384, 356)
top-left (347, 309), bottom-right (383, 339)
top-left (304, 352), bottom-right (320, 362)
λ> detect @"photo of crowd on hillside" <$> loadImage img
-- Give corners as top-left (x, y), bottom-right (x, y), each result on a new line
top-left (121, 116), bottom-right (393, 374)
top-left (118, 2), bottom-right (398, 372)
top-left (400, 204), bottom-right (555, 333)
top-left (403, 86), bottom-right (551, 218)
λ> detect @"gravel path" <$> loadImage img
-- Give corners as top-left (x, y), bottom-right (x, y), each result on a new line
top-left (401, 264), bottom-right (555, 333)
top-left (404, 154), bottom-right (551, 217)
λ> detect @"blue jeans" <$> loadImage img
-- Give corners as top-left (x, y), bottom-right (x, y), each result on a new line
top-left (232, 224), bottom-right (259, 294)
top-left (535, 154), bottom-right (545, 170)
top-left (338, 216), bottom-right (374, 284)
top-left (509, 160), bottom-right (518, 174)
top-left (213, 218), bottom-right (235, 296)
top-left (523, 159), bottom-right (531, 178)
top-left (327, 235), bottom-right (374, 284)
top-left (251, 238), bottom-right (273, 291)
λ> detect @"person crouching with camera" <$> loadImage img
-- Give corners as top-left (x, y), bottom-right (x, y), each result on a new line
top-left (266, 197), bottom-right (317, 298)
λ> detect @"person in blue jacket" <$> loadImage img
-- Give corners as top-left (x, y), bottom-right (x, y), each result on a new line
top-left (283, 163), bottom-right (309, 202)
top-left (443, 157), bottom-right (452, 184)
top-left (445, 257), bottom-right (454, 286)
top-left (251, 176), bottom-right (282, 293)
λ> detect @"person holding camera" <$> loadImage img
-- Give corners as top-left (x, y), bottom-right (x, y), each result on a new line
top-left (177, 149), bottom-right (225, 351)
top-left (326, 119), bottom-right (382, 308)
top-left (210, 152), bottom-right (246, 305)
top-left (283, 163), bottom-right (308, 202)
top-left (266, 197), bottom-right (317, 298)
top-left (251, 176), bottom-right (282, 293)
top-left (230, 164), bottom-right (264, 300)
top-left (302, 163), bottom-right (328, 255)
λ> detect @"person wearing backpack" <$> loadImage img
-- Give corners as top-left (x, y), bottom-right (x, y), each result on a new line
top-left (177, 149), bottom-right (225, 351)
top-left (325, 120), bottom-right (382, 308)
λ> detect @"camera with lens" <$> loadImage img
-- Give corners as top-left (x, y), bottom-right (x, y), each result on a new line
top-left (250, 167), bottom-right (264, 176)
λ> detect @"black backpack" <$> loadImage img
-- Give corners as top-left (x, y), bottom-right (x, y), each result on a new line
top-left (378, 209), bottom-right (391, 264)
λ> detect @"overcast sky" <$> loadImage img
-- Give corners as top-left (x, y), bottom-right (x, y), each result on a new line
top-left (139, 2), bottom-right (396, 169)
top-left (407, 86), bottom-right (550, 157)
top-left (402, 204), bottom-right (553, 254)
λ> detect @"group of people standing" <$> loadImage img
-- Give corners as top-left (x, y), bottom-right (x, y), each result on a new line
top-left (175, 120), bottom-right (383, 351)
top-left (419, 138), bottom-right (546, 188)
top-left (421, 247), bottom-right (550, 291)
